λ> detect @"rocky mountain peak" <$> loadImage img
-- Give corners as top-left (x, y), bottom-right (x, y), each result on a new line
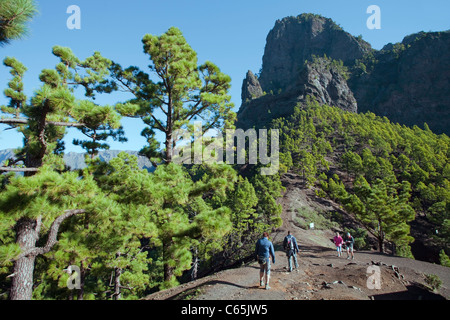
top-left (236, 14), bottom-right (362, 130)
top-left (241, 70), bottom-right (263, 103)
top-left (257, 13), bottom-right (371, 95)
top-left (237, 14), bottom-right (449, 135)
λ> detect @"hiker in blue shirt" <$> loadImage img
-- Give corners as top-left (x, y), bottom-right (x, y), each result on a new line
top-left (344, 232), bottom-right (355, 260)
top-left (283, 231), bottom-right (300, 272)
top-left (255, 232), bottom-right (275, 290)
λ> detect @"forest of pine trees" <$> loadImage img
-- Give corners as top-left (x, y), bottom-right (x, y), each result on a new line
top-left (273, 98), bottom-right (449, 260)
top-left (0, 1), bottom-right (448, 300)
top-left (0, 27), bottom-right (283, 300)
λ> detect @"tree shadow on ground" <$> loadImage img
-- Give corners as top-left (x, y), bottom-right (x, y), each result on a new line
top-left (168, 280), bottom-right (261, 300)
top-left (370, 283), bottom-right (446, 300)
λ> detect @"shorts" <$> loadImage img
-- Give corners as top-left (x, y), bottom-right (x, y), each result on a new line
top-left (258, 256), bottom-right (271, 276)
top-left (346, 243), bottom-right (354, 251)
top-left (286, 249), bottom-right (295, 257)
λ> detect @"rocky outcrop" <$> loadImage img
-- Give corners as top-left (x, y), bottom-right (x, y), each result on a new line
top-left (241, 70), bottom-right (263, 103)
top-left (257, 13), bottom-right (371, 95)
top-left (236, 14), bottom-right (365, 130)
top-left (348, 31), bottom-right (450, 135)
top-left (237, 56), bottom-right (357, 129)
top-left (237, 14), bottom-right (450, 135)
top-left (297, 57), bottom-right (357, 113)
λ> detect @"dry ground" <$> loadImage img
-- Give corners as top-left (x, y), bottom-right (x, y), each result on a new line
top-left (145, 174), bottom-right (449, 301)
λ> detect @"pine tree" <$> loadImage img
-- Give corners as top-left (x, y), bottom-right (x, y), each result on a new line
top-left (352, 178), bottom-right (415, 253)
top-left (0, 46), bottom-right (119, 172)
top-left (0, 0), bottom-right (37, 46)
top-left (96, 153), bottom-right (237, 289)
top-left (0, 47), bottom-right (122, 300)
top-left (0, 169), bottom-right (116, 300)
top-left (341, 151), bottom-right (363, 180)
top-left (218, 176), bottom-right (259, 267)
top-left (103, 27), bottom-right (236, 165)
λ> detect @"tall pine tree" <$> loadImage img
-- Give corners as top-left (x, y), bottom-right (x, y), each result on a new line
top-left (102, 27), bottom-right (236, 165)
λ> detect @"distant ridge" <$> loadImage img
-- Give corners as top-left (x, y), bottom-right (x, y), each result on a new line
top-left (0, 149), bottom-right (154, 171)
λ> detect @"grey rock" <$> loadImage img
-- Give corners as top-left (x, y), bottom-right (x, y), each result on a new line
top-left (258, 13), bottom-right (370, 94)
top-left (236, 14), bottom-right (362, 130)
top-left (237, 56), bottom-right (357, 130)
top-left (241, 70), bottom-right (264, 103)
top-left (349, 31), bottom-right (450, 135)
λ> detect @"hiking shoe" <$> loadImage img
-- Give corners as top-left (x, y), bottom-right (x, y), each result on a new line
top-left (265, 285), bottom-right (271, 290)
top-left (260, 280), bottom-right (264, 286)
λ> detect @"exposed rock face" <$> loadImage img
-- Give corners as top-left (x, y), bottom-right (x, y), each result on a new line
top-left (241, 70), bottom-right (263, 103)
top-left (349, 31), bottom-right (450, 135)
top-left (237, 14), bottom-right (362, 130)
top-left (257, 14), bottom-right (371, 95)
top-left (237, 56), bottom-right (357, 129)
top-left (298, 58), bottom-right (357, 113)
top-left (237, 14), bottom-right (449, 135)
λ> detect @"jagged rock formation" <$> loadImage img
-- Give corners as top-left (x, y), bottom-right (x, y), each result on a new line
top-left (257, 14), bottom-right (371, 94)
top-left (349, 31), bottom-right (450, 135)
top-left (237, 14), bottom-right (367, 129)
top-left (238, 57), bottom-right (358, 129)
top-left (237, 14), bottom-right (450, 135)
top-left (241, 70), bottom-right (264, 103)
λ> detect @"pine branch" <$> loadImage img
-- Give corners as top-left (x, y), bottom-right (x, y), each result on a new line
top-left (0, 118), bottom-right (86, 128)
top-left (0, 167), bottom-right (39, 172)
top-left (15, 209), bottom-right (86, 259)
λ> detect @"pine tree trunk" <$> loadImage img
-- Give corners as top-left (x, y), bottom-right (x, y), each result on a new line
top-left (378, 237), bottom-right (384, 253)
top-left (165, 133), bottom-right (173, 164)
top-left (113, 266), bottom-right (122, 300)
top-left (191, 248), bottom-right (198, 281)
top-left (162, 242), bottom-right (174, 283)
top-left (164, 264), bottom-right (174, 283)
top-left (10, 218), bottom-right (38, 300)
top-left (10, 210), bottom-right (85, 300)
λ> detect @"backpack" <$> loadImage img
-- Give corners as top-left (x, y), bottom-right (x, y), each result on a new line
top-left (286, 236), bottom-right (294, 251)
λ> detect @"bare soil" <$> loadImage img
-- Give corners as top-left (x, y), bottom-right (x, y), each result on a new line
top-left (145, 173), bottom-right (449, 301)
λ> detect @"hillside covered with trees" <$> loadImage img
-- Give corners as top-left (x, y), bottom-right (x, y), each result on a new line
top-left (272, 98), bottom-right (449, 262)
top-left (0, 25), bottom-right (283, 299)
top-left (0, 3), bottom-right (448, 300)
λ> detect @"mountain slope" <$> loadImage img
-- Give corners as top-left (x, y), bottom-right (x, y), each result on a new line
top-left (349, 31), bottom-right (450, 135)
top-left (237, 14), bottom-right (450, 135)
top-left (144, 173), bottom-right (449, 300)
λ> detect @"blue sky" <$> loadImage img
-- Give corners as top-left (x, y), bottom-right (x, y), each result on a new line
top-left (1, 0), bottom-right (449, 153)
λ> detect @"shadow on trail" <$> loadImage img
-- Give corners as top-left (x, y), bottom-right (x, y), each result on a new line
top-left (371, 284), bottom-right (446, 300)
top-left (167, 280), bottom-right (261, 300)
top-left (299, 245), bottom-right (335, 258)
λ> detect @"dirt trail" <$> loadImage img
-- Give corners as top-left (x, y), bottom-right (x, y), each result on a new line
top-left (145, 174), bottom-right (449, 301)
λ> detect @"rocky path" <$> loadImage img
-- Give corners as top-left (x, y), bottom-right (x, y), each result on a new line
top-left (145, 176), bottom-right (449, 301)
top-left (145, 220), bottom-right (449, 301)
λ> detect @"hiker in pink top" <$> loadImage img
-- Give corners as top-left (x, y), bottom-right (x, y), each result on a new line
top-left (333, 232), bottom-right (343, 257)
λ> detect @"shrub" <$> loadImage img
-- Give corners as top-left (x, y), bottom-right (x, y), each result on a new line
top-left (424, 274), bottom-right (442, 292)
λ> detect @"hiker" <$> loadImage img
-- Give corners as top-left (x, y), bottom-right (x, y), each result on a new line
top-left (283, 231), bottom-right (300, 272)
top-left (344, 232), bottom-right (355, 260)
top-left (255, 232), bottom-right (276, 290)
top-left (333, 232), bottom-right (343, 257)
